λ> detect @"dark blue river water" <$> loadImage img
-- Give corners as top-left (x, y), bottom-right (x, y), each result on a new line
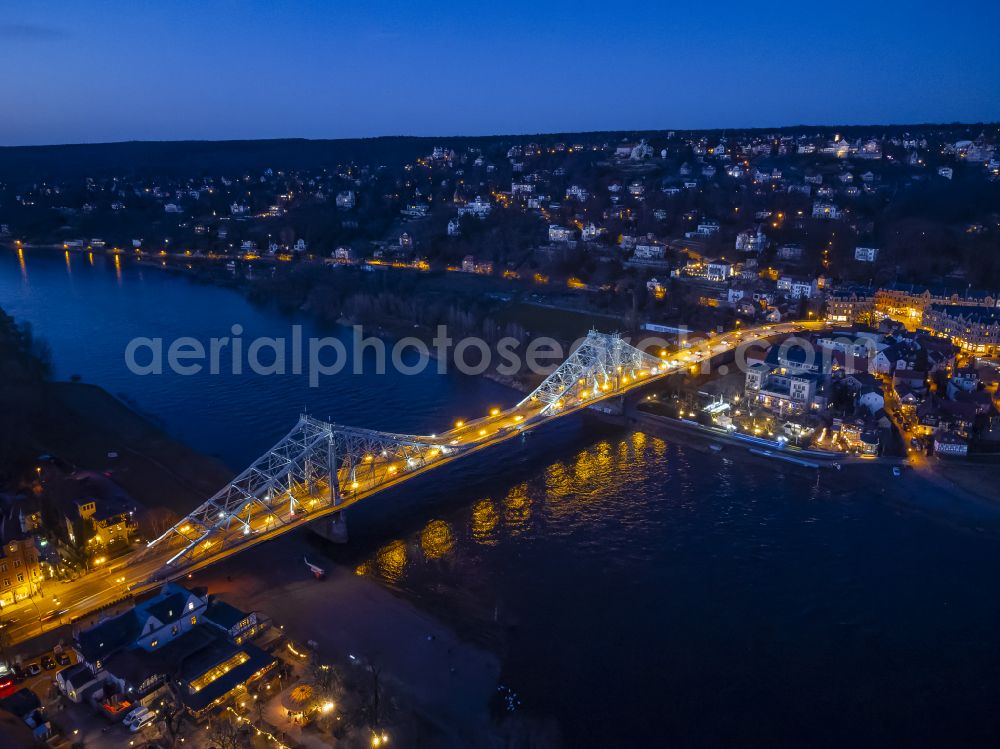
top-left (3, 248), bottom-right (1000, 748)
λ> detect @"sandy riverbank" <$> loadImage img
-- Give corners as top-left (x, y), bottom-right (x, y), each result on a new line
top-left (190, 528), bottom-right (504, 748)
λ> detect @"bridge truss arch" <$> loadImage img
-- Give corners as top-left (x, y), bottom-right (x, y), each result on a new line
top-left (139, 416), bottom-right (452, 573)
top-left (519, 330), bottom-right (663, 414)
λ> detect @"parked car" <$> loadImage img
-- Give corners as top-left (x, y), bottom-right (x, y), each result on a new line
top-left (55, 652), bottom-right (71, 666)
top-left (124, 706), bottom-right (152, 729)
top-left (24, 663), bottom-right (41, 676)
top-left (41, 655), bottom-right (56, 670)
top-left (130, 712), bottom-right (157, 732)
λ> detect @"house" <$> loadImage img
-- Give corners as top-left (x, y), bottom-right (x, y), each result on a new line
top-left (65, 490), bottom-right (138, 551)
top-left (776, 276), bottom-right (817, 299)
top-left (447, 218), bottom-right (461, 236)
top-left (163, 203), bottom-right (183, 214)
top-left (859, 385), bottom-right (886, 414)
top-left (293, 239), bottom-right (307, 253)
top-left (335, 191), bottom-right (355, 209)
top-left (892, 369), bottom-right (928, 395)
top-left (894, 384), bottom-right (923, 417)
top-left (854, 246), bottom-right (879, 262)
top-left (203, 597), bottom-right (261, 644)
top-left (230, 202), bottom-right (249, 215)
top-left (0, 510), bottom-right (42, 606)
top-left (777, 244), bottom-right (803, 261)
top-left (754, 370), bottom-right (820, 414)
top-left (735, 227), bottom-right (767, 253)
top-left (933, 431), bottom-right (968, 457)
top-left (457, 196), bottom-right (492, 218)
top-left (71, 584), bottom-right (276, 716)
top-left (460, 255), bottom-right (493, 275)
top-left (633, 242), bottom-right (666, 260)
top-left (812, 201), bottom-right (842, 220)
top-left (745, 354), bottom-right (822, 414)
top-left (74, 583), bottom-right (210, 672)
top-left (55, 663), bottom-right (98, 704)
top-left (548, 225), bottom-right (575, 243)
top-left (700, 261), bottom-right (730, 282)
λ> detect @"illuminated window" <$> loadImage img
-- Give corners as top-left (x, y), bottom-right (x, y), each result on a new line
top-left (190, 616), bottom-right (197, 625)
top-left (151, 639), bottom-right (158, 648)
top-left (188, 651), bottom-right (250, 693)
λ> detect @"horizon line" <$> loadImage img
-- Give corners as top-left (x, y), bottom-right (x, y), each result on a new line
top-left (3, 119), bottom-right (999, 150)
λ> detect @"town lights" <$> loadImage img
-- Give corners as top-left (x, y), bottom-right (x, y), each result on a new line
top-left (454, 420), bottom-right (464, 428)
top-left (489, 407), bottom-right (500, 416)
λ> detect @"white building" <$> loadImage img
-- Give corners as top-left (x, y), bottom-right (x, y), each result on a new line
top-left (706, 261), bottom-right (734, 281)
top-left (735, 227), bottom-right (767, 254)
top-left (336, 191), bottom-right (356, 209)
top-left (854, 246), bottom-right (879, 262)
top-left (457, 195), bottom-right (491, 219)
top-left (549, 225), bottom-right (575, 243)
top-left (633, 242), bottom-right (666, 260)
top-left (812, 201), bottom-right (842, 220)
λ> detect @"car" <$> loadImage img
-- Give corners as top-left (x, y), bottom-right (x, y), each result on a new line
top-left (124, 706), bottom-right (152, 728)
top-left (130, 712), bottom-right (157, 732)
top-left (24, 663), bottom-right (41, 677)
top-left (40, 656), bottom-right (56, 670)
top-left (55, 652), bottom-right (71, 666)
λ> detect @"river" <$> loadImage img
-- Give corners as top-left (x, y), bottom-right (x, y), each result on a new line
top-left (3, 248), bottom-right (1000, 747)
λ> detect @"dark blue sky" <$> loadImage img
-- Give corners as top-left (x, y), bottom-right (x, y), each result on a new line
top-left (2, 0), bottom-right (998, 146)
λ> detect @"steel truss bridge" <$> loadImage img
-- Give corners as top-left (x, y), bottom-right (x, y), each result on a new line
top-left (137, 321), bottom-right (819, 582)
top-left (137, 330), bottom-right (667, 579)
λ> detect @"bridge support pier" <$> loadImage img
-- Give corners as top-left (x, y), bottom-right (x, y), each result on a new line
top-left (310, 511), bottom-right (349, 544)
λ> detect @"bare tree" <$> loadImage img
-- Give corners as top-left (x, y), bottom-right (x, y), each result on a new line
top-left (207, 713), bottom-right (244, 749)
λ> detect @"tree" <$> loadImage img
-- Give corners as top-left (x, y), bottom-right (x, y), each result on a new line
top-left (207, 713), bottom-right (245, 749)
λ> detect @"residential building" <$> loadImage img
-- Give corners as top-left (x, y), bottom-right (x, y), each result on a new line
top-left (826, 289), bottom-right (876, 325)
top-left (548, 225), bottom-right (575, 243)
top-left (457, 195), bottom-right (491, 218)
top-left (922, 304), bottom-right (1000, 357)
top-left (854, 246), bottom-right (879, 262)
top-left (0, 511), bottom-right (42, 607)
top-left (933, 431), bottom-right (968, 457)
top-left (812, 201), bottom-right (842, 220)
top-left (70, 584), bottom-right (276, 716)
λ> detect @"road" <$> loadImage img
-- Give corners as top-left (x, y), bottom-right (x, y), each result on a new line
top-left (4, 320), bottom-right (824, 647)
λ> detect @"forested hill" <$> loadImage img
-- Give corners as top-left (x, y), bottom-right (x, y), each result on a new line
top-left (1, 123), bottom-right (990, 181)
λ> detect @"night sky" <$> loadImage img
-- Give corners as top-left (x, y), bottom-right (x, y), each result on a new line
top-left (2, 0), bottom-right (998, 146)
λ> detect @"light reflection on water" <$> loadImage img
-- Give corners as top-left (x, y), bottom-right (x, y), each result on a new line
top-left (357, 431), bottom-right (668, 584)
